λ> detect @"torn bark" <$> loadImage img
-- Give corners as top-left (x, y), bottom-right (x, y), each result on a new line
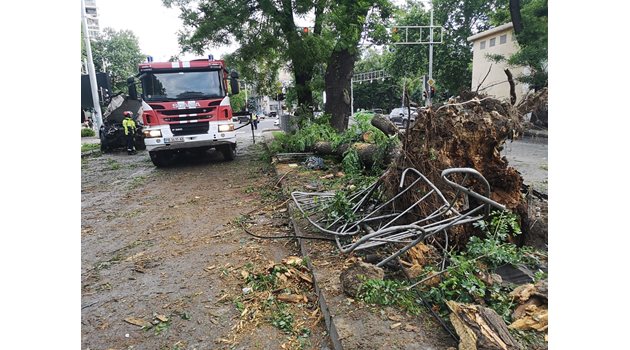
top-left (447, 301), bottom-right (522, 350)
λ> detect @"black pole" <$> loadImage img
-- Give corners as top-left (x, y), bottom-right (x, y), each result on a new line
top-left (250, 112), bottom-right (255, 144)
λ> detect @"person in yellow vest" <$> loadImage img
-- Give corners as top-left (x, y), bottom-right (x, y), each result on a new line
top-left (122, 111), bottom-right (137, 155)
top-left (251, 113), bottom-right (258, 130)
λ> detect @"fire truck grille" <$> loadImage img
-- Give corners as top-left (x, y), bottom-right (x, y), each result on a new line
top-left (170, 122), bottom-right (209, 136)
top-left (160, 107), bottom-right (215, 116)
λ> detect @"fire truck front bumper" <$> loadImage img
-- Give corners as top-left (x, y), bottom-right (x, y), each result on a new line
top-left (145, 133), bottom-right (236, 152)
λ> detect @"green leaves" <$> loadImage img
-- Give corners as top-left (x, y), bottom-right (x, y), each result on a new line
top-left (90, 28), bottom-right (145, 94)
top-left (357, 279), bottom-right (422, 315)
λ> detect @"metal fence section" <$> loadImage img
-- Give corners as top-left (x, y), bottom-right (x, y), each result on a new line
top-left (291, 167), bottom-right (505, 267)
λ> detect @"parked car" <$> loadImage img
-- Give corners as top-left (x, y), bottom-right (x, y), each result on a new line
top-left (370, 108), bottom-right (385, 114)
top-left (388, 107), bottom-right (419, 129)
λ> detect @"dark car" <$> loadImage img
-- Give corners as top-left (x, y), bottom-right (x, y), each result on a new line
top-left (99, 97), bottom-right (146, 152)
top-left (99, 121), bottom-right (146, 152)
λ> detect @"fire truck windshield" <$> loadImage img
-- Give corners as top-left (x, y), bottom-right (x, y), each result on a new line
top-left (142, 70), bottom-right (223, 102)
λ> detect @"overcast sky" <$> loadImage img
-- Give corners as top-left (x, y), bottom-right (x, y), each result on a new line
top-left (96, 0), bottom-right (239, 62)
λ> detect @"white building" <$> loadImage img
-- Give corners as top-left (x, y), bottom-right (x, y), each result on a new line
top-left (467, 23), bottom-right (530, 103)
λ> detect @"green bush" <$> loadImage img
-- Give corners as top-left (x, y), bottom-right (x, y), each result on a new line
top-left (419, 210), bottom-right (545, 322)
top-left (81, 128), bottom-right (96, 137)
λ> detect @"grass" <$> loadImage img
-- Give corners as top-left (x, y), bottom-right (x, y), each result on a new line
top-left (107, 159), bottom-right (121, 170)
top-left (357, 278), bottom-right (422, 315)
top-left (81, 128), bottom-right (96, 137)
top-left (81, 143), bottom-right (100, 153)
top-left (270, 302), bottom-right (294, 334)
top-left (128, 176), bottom-right (147, 190)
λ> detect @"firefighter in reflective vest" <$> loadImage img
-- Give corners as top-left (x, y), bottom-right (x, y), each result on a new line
top-left (122, 111), bottom-right (137, 155)
top-left (251, 113), bottom-right (258, 130)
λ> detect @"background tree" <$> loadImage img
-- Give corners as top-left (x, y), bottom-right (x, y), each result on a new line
top-left (323, 0), bottom-right (393, 131)
top-left (163, 0), bottom-right (327, 113)
top-left (353, 48), bottom-right (402, 112)
top-left (491, 0), bottom-right (547, 90)
top-left (386, 0), bottom-right (503, 100)
top-left (164, 0), bottom-right (394, 132)
top-left (91, 28), bottom-right (146, 93)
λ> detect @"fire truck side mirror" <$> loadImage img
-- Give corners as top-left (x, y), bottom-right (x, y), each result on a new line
top-left (127, 77), bottom-right (138, 100)
top-left (230, 70), bottom-right (240, 95)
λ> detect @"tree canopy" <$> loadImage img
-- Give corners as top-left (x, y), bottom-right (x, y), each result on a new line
top-left (164, 0), bottom-right (392, 131)
top-left (90, 28), bottom-right (146, 93)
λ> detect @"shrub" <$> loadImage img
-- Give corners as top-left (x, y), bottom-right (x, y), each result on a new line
top-left (81, 128), bottom-right (96, 137)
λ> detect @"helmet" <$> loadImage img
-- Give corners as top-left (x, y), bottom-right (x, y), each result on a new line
top-left (123, 111), bottom-right (133, 117)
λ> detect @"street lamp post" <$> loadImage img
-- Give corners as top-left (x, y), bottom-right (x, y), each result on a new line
top-left (81, 0), bottom-right (103, 132)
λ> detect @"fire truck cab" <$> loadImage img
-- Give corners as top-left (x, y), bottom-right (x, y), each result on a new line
top-left (128, 57), bottom-right (240, 167)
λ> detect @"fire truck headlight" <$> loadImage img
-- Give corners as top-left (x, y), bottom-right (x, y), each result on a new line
top-left (218, 124), bottom-right (234, 132)
top-left (143, 129), bottom-right (162, 138)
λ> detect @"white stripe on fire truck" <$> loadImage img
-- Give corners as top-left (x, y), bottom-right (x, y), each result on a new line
top-left (171, 62), bottom-right (179, 68)
top-left (141, 100), bottom-right (153, 111)
top-left (178, 120), bottom-right (198, 124)
top-left (182, 61), bottom-right (190, 68)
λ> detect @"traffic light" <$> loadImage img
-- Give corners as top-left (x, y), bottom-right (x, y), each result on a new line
top-left (302, 27), bottom-right (309, 34)
top-left (277, 93), bottom-right (285, 101)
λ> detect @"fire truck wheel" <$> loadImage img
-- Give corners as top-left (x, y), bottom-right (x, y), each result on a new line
top-left (221, 145), bottom-right (235, 161)
top-left (149, 151), bottom-right (171, 167)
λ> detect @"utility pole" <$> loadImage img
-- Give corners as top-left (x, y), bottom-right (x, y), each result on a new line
top-left (428, 9), bottom-right (434, 106)
top-left (391, 10), bottom-right (444, 107)
top-left (81, 0), bottom-right (103, 132)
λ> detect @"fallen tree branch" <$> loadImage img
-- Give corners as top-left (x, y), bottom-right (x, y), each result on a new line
top-left (476, 64), bottom-right (493, 93)
top-left (505, 68), bottom-right (517, 105)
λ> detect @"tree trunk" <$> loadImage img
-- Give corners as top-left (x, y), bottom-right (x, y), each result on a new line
top-left (312, 141), bottom-right (401, 168)
top-left (295, 70), bottom-right (314, 111)
top-left (324, 48), bottom-right (357, 132)
top-left (509, 0), bottom-right (523, 34)
top-left (370, 114), bottom-right (399, 137)
top-left (278, 0), bottom-right (315, 113)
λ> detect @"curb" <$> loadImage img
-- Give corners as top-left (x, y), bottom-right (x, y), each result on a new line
top-left (263, 139), bottom-right (342, 350)
top-left (523, 129), bottom-right (548, 139)
top-left (290, 204), bottom-right (344, 350)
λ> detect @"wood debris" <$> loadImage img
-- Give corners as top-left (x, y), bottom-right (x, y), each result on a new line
top-left (123, 317), bottom-right (152, 328)
top-left (447, 300), bottom-right (522, 350)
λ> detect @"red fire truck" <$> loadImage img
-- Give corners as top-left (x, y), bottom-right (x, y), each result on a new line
top-left (127, 57), bottom-right (240, 167)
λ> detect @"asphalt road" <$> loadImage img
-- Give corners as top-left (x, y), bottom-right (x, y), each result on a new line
top-left (501, 135), bottom-right (548, 194)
